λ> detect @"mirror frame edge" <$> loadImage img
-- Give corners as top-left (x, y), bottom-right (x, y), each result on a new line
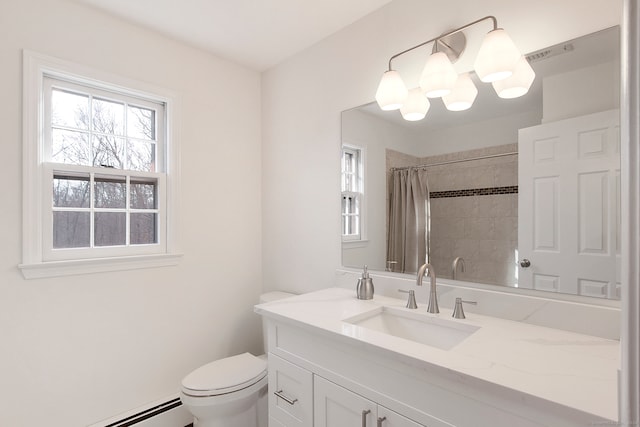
top-left (620, 0), bottom-right (639, 422)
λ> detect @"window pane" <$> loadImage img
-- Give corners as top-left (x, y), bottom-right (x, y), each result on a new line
top-left (94, 212), bottom-right (126, 246)
top-left (52, 129), bottom-right (91, 165)
top-left (342, 195), bottom-right (359, 215)
top-left (343, 174), bottom-right (353, 192)
top-left (342, 215), bottom-right (351, 235)
top-left (94, 176), bottom-right (126, 208)
top-left (53, 211), bottom-right (90, 248)
top-left (52, 89), bottom-right (89, 130)
top-left (346, 215), bottom-right (359, 235)
top-left (93, 135), bottom-right (126, 169)
top-left (93, 98), bottom-right (124, 135)
top-left (127, 140), bottom-right (156, 172)
top-left (349, 196), bottom-right (358, 214)
top-left (130, 179), bottom-right (157, 209)
top-left (53, 175), bottom-right (90, 208)
top-left (343, 152), bottom-right (353, 173)
top-left (130, 213), bottom-right (157, 244)
top-left (127, 106), bottom-right (156, 140)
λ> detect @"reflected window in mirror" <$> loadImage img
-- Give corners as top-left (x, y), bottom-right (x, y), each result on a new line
top-left (341, 145), bottom-right (364, 241)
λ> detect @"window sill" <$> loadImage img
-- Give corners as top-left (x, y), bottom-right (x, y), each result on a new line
top-left (18, 253), bottom-right (183, 279)
top-left (342, 239), bottom-right (369, 249)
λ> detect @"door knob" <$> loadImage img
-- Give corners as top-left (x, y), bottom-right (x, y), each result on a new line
top-left (520, 259), bottom-right (531, 268)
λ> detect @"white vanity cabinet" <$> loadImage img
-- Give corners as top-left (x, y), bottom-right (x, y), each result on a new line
top-left (257, 288), bottom-right (619, 427)
top-left (265, 321), bottom-right (456, 427)
top-left (314, 376), bottom-right (424, 427)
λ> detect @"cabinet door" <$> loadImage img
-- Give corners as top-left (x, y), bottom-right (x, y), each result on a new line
top-left (377, 406), bottom-right (422, 427)
top-left (268, 354), bottom-right (313, 427)
top-left (314, 376), bottom-right (377, 427)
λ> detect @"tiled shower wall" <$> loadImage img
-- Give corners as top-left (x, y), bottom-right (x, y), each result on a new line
top-left (387, 144), bottom-right (518, 286)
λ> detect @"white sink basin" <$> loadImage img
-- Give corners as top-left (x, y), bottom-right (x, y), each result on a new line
top-left (343, 306), bottom-right (479, 350)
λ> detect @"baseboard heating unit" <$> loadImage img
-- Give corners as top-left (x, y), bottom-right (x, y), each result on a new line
top-left (88, 394), bottom-right (193, 427)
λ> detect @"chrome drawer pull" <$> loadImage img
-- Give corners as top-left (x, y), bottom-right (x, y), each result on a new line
top-left (274, 390), bottom-right (298, 405)
top-left (362, 409), bottom-right (371, 427)
top-left (377, 416), bottom-right (387, 427)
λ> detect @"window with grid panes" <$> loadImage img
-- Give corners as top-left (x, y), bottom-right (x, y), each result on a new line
top-left (341, 146), bottom-right (363, 241)
top-left (44, 76), bottom-right (166, 260)
top-left (21, 51), bottom-right (181, 279)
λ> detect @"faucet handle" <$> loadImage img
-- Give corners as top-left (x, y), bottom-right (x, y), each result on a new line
top-left (452, 297), bottom-right (477, 319)
top-left (398, 289), bottom-right (418, 309)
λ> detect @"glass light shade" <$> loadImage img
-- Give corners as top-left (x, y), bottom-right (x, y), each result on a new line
top-left (442, 73), bottom-right (478, 111)
top-left (375, 70), bottom-right (408, 111)
top-left (473, 29), bottom-right (522, 83)
top-left (492, 56), bottom-right (536, 99)
top-left (419, 52), bottom-right (458, 98)
top-left (400, 88), bottom-right (430, 121)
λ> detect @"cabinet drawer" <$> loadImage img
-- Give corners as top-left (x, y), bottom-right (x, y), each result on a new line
top-left (268, 353), bottom-right (313, 427)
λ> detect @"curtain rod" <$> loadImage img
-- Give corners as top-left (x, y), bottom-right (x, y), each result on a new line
top-left (390, 151), bottom-right (517, 171)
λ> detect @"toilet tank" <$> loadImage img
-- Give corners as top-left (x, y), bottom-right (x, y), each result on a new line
top-left (259, 291), bottom-right (295, 354)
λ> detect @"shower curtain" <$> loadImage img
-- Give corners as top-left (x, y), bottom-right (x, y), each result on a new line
top-left (386, 168), bottom-right (430, 273)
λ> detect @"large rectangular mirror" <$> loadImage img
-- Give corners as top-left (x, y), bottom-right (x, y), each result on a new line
top-left (341, 26), bottom-right (621, 300)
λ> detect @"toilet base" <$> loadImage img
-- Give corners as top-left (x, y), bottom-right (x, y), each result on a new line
top-left (192, 390), bottom-right (267, 427)
top-left (182, 377), bottom-right (268, 427)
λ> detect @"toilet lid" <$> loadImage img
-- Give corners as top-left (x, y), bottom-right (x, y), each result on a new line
top-left (181, 353), bottom-right (267, 397)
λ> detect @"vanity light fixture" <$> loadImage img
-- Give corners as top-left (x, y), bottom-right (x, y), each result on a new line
top-left (420, 51), bottom-right (459, 98)
top-left (442, 72), bottom-right (478, 111)
top-left (401, 87), bottom-right (431, 121)
top-left (473, 28), bottom-right (522, 82)
top-left (375, 70), bottom-right (409, 111)
top-left (492, 55), bottom-right (536, 98)
top-left (374, 15), bottom-right (535, 120)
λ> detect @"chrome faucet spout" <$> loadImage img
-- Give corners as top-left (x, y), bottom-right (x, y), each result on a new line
top-left (452, 256), bottom-right (466, 280)
top-left (416, 263), bottom-right (439, 313)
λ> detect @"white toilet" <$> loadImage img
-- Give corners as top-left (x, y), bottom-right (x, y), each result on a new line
top-left (180, 291), bottom-right (294, 427)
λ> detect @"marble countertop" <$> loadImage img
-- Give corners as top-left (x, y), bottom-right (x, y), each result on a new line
top-left (255, 287), bottom-right (620, 421)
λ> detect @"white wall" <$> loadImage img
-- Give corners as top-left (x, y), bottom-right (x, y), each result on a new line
top-left (261, 0), bottom-right (622, 295)
top-left (0, 0), bottom-right (263, 425)
top-left (543, 60), bottom-right (620, 122)
top-left (415, 110), bottom-right (541, 156)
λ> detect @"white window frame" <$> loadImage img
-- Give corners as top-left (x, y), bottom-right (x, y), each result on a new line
top-left (20, 51), bottom-right (182, 279)
top-left (341, 144), bottom-right (366, 243)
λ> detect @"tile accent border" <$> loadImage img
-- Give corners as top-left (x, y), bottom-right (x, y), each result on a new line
top-left (430, 186), bottom-right (518, 199)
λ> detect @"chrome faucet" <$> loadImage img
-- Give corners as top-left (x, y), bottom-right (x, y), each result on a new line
top-left (451, 256), bottom-right (465, 280)
top-left (416, 263), bottom-right (439, 314)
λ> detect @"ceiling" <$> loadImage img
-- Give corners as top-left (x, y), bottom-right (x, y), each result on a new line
top-left (74, 0), bottom-right (393, 71)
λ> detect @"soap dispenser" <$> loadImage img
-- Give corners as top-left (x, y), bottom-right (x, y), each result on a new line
top-left (356, 265), bottom-right (374, 300)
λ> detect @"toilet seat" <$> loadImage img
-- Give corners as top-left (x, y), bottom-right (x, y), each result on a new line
top-left (181, 353), bottom-right (267, 397)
